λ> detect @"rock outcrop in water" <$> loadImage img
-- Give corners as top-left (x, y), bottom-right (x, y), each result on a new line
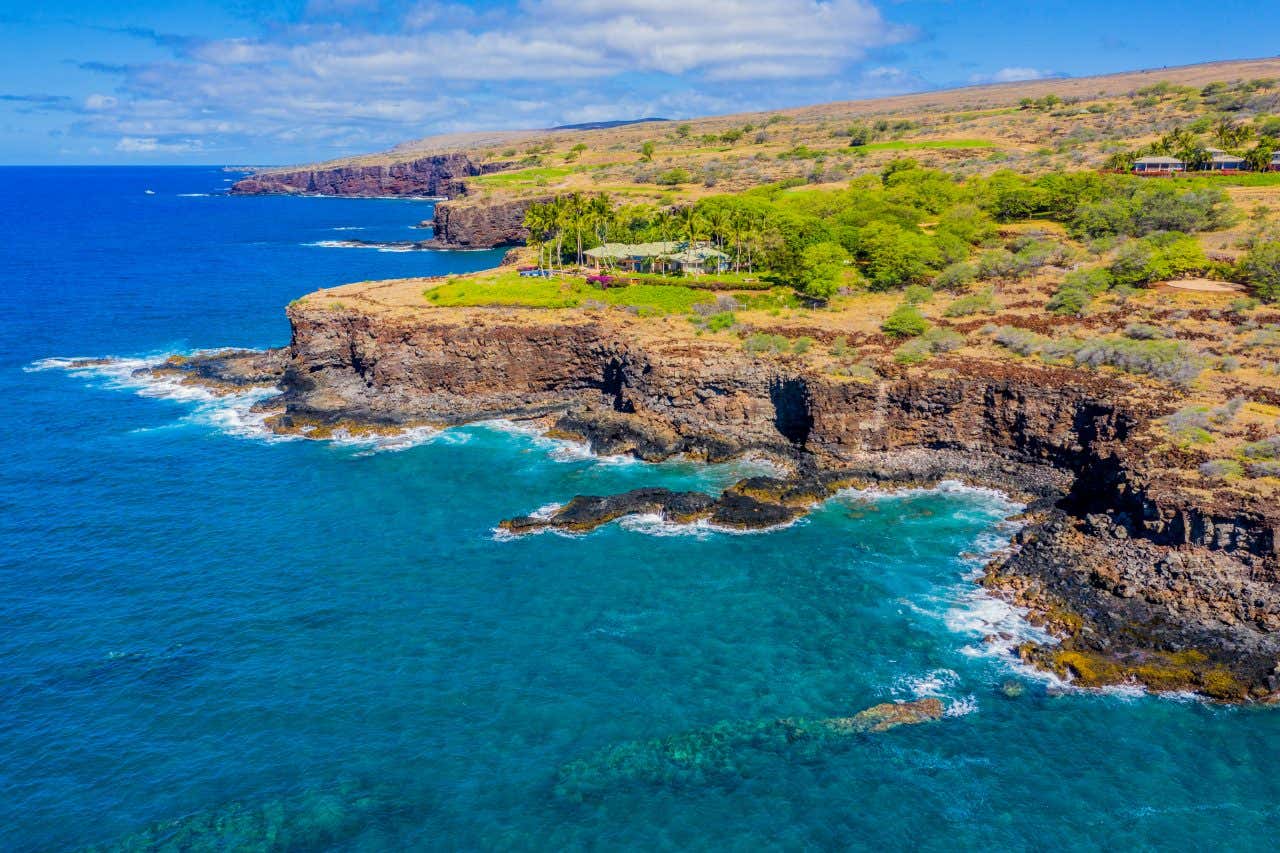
top-left (149, 298), bottom-right (1280, 701)
top-left (423, 195), bottom-right (548, 249)
top-left (87, 776), bottom-right (407, 852)
top-left (555, 699), bottom-right (944, 800)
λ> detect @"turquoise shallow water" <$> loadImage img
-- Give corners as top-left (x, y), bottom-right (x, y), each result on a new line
top-left (5, 168), bottom-right (1280, 851)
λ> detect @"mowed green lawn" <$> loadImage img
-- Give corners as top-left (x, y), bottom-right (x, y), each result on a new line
top-left (424, 271), bottom-right (717, 313)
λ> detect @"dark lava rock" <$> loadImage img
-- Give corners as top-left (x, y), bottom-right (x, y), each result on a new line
top-left (709, 492), bottom-right (803, 529)
top-left (501, 488), bottom-right (715, 534)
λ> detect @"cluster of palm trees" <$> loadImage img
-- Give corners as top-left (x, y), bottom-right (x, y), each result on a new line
top-left (522, 193), bottom-right (774, 274)
top-left (1105, 120), bottom-right (1275, 172)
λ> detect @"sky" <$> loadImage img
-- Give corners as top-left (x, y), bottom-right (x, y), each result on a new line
top-left (0, 0), bottom-right (1275, 165)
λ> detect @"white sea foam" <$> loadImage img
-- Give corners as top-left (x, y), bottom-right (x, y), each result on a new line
top-left (177, 193), bottom-right (210, 197)
top-left (331, 226), bottom-right (366, 231)
top-left (618, 513), bottom-right (714, 539)
top-left (896, 668), bottom-right (961, 699)
top-left (305, 240), bottom-right (417, 253)
top-left (475, 418), bottom-right (637, 466)
top-left (30, 352), bottom-right (294, 443)
top-left (945, 695), bottom-right (980, 717)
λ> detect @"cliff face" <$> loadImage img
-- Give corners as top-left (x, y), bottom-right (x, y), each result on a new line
top-left (260, 301), bottom-right (1280, 695)
top-left (229, 154), bottom-right (510, 198)
top-left (424, 196), bottom-right (548, 249)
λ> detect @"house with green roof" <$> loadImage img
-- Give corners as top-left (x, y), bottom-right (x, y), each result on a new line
top-left (584, 241), bottom-right (729, 275)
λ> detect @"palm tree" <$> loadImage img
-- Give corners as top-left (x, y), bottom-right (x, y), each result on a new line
top-left (589, 193), bottom-right (613, 246)
top-left (1178, 143), bottom-right (1212, 172)
top-left (674, 205), bottom-right (704, 249)
top-left (1161, 127), bottom-right (1196, 155)
top-left (522, 202), bottom-right (553, 273)
top-left (546, 195), bottom-right (567, 272)
top-left (1214, 119), bottom-right (1254, 152)
top-left (704, 205), bottom-right (731, 252)
top-left (1244, 142), bottom-right (1275, 174)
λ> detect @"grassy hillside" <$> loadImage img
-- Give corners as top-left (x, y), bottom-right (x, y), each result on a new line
top-left (262, 57), bottom-right (1280, 209)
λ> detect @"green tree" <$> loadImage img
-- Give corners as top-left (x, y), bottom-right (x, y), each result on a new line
top-left (857, 221), bottom-right (942, 290)
top-left (881, 303), bottom-right (930, 338)
top-left (847, 123), bottom-right (873, 147)
top-left (1240, 240), bottom-right (1280, 301)
top-left (978, 171), bottom-right (1049, 221)
top-left (795, 242), bottom-right (850, 300)
top-left (1244, 142), bottom-right (1276, 173)
top-left (639, 140), bottom-right (656, 162)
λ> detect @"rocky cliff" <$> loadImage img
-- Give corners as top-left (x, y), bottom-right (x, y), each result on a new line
top-left (423, 195), bottom-right (548, 249)
top-left (152, 300), bottom-right (1280, 699)
top-left (229, 154), bottom-right (510, 198)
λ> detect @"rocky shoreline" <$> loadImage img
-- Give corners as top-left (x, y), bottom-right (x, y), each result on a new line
top-left (136, 300), bottom-right (1280, 702)
top-left (229, 156), bottom-right (538, 250)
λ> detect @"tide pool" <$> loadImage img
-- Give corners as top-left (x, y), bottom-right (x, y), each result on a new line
top-left (4, 168), bottom-right (1280, 851)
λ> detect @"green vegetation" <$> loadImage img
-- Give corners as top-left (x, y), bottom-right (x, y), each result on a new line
top-left (1046, 267), bottom-right (1113, 316)
top-left (795, 242), bottom-right (850, 300)
top-left (894, 327), bottom-right (964, 364)
top-left (945, 289), bottom-right (997, 317)
top-left (882, 303), bottom-right (930, 338)
top-left (1240, 236), bottom-right (1280, 300)
top-left (991, 326), bottom-right (1204, 385)
top-left (743, 333), bottom-right (810, 355)
top-left (470, 165), bottom-right (578, 188)
top-left (1109, 232), bottom-right (1209, 286)
top-left (424, 273), bottom-right (712, 314)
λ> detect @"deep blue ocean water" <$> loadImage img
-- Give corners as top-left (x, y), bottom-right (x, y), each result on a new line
top-left (4, 167), bottom-right (1280, 851)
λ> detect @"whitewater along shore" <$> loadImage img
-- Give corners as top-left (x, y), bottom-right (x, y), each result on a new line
top-left (132, 276), bottom-right (1280, 702)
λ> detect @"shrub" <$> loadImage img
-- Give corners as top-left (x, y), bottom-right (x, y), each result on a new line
top-left (903, 284), bottom-right (935, 304)
top-left (743, 333), bottom-right (793, 354)
top-left (1065, 267), bottom-right (1114, 294)
top-left (1124, 322), bottom-right (1169, 340)
top-left (894, 338), bottom-right (933, 364)
top-left (1072, 337), bottom-right (1204, 385)
top-left (881, 303), bottom-right (930, 338)
top-left (1239, 240), bottom-right (1280, 301)
top-left (1109, 233), bottom-right (1208, 287)
top-left (1246, 460), bottom-right (1280, 478)
top-left (656, 167), bottom-right (692, 185)
top-left (704, 312), bottom-right (737, 332)
top-left (990, 328), bottom-right (1204, 385)
top-left (1200, 459), bottom-right (1243, 480)
top-left (921, 326), bottom-right (964, 352)
top-left (935, 204), bottom-right (997, 245)
top-left (847, 123), bottom-right (873, 146)
top-left (1241, 436), bottom-right (1280, 460)
top-left (977, 249), bottom-right (1021, 281)
top-left (895, 326), bottom-right (965, 364)
top-left (933, 261), bottom-right (978, 292)
top-left (1046, 285), bottom-right (1092, 317)
top-left (945, 289), bottom-right (997, 317)
top-left (992, 326), bottom-right (1048, 356)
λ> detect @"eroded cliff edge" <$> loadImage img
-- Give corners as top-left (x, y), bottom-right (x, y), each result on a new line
top-left (155, 295), bottom-right (1280, 700)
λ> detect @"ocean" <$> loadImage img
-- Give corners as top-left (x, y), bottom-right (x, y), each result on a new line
top-left (4, 166), bottom-right (1280, 851)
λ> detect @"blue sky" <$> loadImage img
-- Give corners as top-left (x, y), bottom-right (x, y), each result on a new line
top-left (0, 0), bottom-right (1275, 164)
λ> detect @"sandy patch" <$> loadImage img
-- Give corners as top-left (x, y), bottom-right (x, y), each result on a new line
top-left (1159, 278), bottom-right (1243, 294)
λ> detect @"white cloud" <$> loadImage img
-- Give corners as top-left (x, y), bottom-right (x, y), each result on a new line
top-left (968, 67), bottom-right (1064, 84)
top-left (67, 0), bottom-right (923, 159)
top-left (114, 136), bottom-right (204, 153)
